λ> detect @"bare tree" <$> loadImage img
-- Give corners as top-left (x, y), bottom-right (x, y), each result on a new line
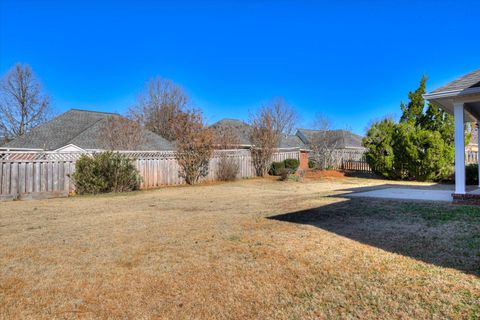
top-left (248, 98), bottom-right (297, 177)
top-left (249, 107), bottom-right (280, 176)
top-left (309, 114), bottom-right (345, 169)
top-left (213, 127), bottom-right (240, 150)
top-left (172, 109), bottom-right (215, 185)
top-left (212, 126), bottom-right (241, 180)
top-left (128, 77), bottom-right (189, 141)
top-left (269, 97), bottom-right (298, 135)
top-left (99, 116), bottom-right (145, 150)
top-left (0, 64), bottom-right (51, 141)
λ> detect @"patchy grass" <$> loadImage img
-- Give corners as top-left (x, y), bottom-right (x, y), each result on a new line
top-left (1, 177), bottom-right (479, 319)
top-left (398, 202), bottom-right (480, 222)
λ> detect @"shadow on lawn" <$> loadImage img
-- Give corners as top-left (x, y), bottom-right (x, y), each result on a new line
top-left (268, 197), bottom-right (480, 276)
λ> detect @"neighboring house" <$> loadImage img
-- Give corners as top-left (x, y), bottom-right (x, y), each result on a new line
top-left (1, 109), bottom-right (174, 152)
top-left (210, 118), bottom-right (252, 148)
top-left (210, 118), bottom-right (309, 169)
top-left (295, 128), bottom-right (365, 151)
top-left (210, 118), bottom-right (308, 150)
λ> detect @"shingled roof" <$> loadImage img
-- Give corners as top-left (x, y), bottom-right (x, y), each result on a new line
top-left (210, 118), bottom-right (306, 149)
top-left (3, 109), bottom-right (174, 151)
top-left (424, 69), bottom-right (480, 121)
top-left (279, 134), bottom-right (306, 149)
top-left (210, 118), bottom-right (251, 145)
top-left (296, 128), bottom-right (364, 149)
top-left (430, 69), bottom-right (480, 94)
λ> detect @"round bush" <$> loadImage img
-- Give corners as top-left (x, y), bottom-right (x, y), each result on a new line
top-left (269, 161), bottom-right (285, 176)
top-left (72, 151), bottom-right (141, 194)
top-left (284, 158), bottom-right (299, 173)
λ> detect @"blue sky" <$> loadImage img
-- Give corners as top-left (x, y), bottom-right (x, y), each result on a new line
top-left (1, 0), bottom-right (479, 135)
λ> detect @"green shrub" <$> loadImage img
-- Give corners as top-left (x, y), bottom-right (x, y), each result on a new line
top-left (269, 161), bottom-right (285, 176)
top-left (466, 164), bottom-right (478, 185)
top-left (72, 151), bottom-right (141, 194)
top-left (284, 158), bottom-right (299, 173)
top-left (269, 159), bottom-right (300, 176)
top-left (363, 77), bottom-right (458, 182)
top-left (279, 168), bottom-right (291, 181)
top-left (308, 159), bottom-right (316, 169)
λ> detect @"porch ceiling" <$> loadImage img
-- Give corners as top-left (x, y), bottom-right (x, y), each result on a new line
top-left (424, 69), bottom-right (480, 121)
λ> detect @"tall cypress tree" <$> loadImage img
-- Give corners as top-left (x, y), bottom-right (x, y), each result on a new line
top-left (400, 75), bottom-right (427, 124)
top-left (420, 103), bottom-right (454, 144)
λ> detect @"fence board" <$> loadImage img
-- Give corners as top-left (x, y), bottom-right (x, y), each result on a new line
top-left (0, 163), bottom-right (3, 194)
top-left (18, 163), bottom-right (26, 194)
top-left (34, 162), bottom-right (41, 192)
top-left (41, 162), bottom-right (47, 192)
top-left (47, 162), bottom-right (53, 191)
top-left (26, 163), bottom-right (33, 193)
top-left (5, 163), bottom-right (12, 195)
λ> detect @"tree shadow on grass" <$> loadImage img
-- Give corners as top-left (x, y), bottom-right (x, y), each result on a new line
top-left (268, 197), bottom-right (480, 276)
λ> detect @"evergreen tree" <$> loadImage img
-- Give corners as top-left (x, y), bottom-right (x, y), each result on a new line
top-left (363, 118), bottom-right (397, 178)
top-left (420, 103), bottom-right (454, 144)
top-left (400, 75), bottom-right (427, 124)
top-left (363, 75), bottom-right (458, 181)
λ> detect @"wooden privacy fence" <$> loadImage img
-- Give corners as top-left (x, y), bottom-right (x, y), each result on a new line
top-left (320, 149), bottom-right (372, 172)
top-left (0, 159), bottom-right (76, 200)
top-left (341, 159), bottom-right (371, 172)
top-left (0, 149), bottom-right (301, 200)
top-left (131, 149), bottom-right (301, 188)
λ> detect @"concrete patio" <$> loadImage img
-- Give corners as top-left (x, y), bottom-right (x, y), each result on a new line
top-left (347, 187), bottom-right (454, 202)
top-left (346, 186), bottom-right (480, 203)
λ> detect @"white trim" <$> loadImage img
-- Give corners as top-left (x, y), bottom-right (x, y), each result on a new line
top-left (424, 87), bottom-right (480, 100)
top-left (0, 147), bottom-right (44, 151)
top-left (53, 144), bottom-right (86, 152)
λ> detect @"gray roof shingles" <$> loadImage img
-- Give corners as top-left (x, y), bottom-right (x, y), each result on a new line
top-left (3, 109), bottom-right (174, 151)
top-left (279, 134), bottom-right (306, 149)
top-left (296, 128), bottom-right (364, 149)
top-left (210, 118), bottom-right (306, 149)
top-left (431, 69), bottom-right (480, 94)
top-left (210, 118), bottom-right (252, 145)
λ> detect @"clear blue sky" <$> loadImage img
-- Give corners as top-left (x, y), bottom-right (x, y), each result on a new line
top-left (1, 0), bottom-right (479, 135)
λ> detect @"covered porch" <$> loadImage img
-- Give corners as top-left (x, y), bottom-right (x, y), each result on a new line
top-left (424, 69), bottom-right (480, 200)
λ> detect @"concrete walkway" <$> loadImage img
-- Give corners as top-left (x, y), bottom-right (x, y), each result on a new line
top-left (346, 187), bottom-right (453, 202)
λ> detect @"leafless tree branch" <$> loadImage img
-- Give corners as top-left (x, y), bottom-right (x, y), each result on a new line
top-left (98, 116), bottom-right (145, 150)
top-left (0, 64), bottom-right (51, 141)
top-left (128, 77), bottom-right (189, 141)
top-left (249, 107), bottom-right (280, 176)
top-left (269, 97), bottom-right (298, 136)
top-left (172, 109), bottom-right (215, 185)
top-left (309, 114), bottom-right (345, 169)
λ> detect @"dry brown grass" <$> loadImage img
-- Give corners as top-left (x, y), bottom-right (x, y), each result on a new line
top-left (1, 177), bottom-right (479, 319)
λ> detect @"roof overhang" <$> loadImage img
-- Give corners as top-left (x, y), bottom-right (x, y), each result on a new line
top-left (424, 87), bottom-right (480, 122)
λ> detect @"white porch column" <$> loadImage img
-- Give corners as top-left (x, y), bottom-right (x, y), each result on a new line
top-left (454, 102), bottom-right (466, 194)
top-left (477, 124), bottom-right (480, 187)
